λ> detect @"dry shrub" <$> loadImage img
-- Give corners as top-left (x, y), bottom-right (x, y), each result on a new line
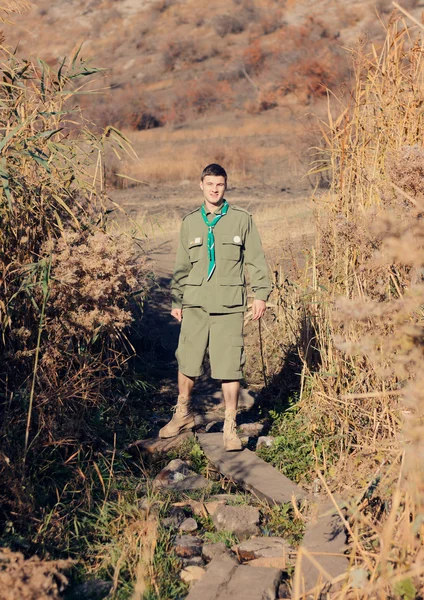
top-left (273, 17), bottom-right (344, 102)
top-left (0, 40), bottom-right (149, 515)
top-left (243, 38), bottom-right (264, 74)
top-left (285, 11), bottom-right (424, 598)
top-left (162, 39), bottom-right (197, 71)
top-left (163, 77), bottom-right (233, 124)
top-left (212, 14), bottom-right (245, 37)
top-left (0, 548), bottom-right (73, 600)
top-left (82, 86), bottom-right (163, 132)
top-left (44, 231), bottom-right (141, 339)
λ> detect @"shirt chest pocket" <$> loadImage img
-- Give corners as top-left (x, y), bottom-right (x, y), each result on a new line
top-left (188, 237), bottom-right (203, 263)
top-left (220, 234), bottom-right (243, 261)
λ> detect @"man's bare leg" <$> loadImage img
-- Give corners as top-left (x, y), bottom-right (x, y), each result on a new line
top-left (178, 371), bottom-right (195, 399)
top-left (158, 371), bottom-right (196, 439)
top-left (222, 380), bottom-right (242, 451)
top-left (222, 380), bottom-right (240, 411)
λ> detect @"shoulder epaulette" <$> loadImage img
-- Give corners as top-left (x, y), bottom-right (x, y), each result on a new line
top-left (182, 206), bottom-right (201, 221)
top-left (230, 205), bottom-right (252, 216)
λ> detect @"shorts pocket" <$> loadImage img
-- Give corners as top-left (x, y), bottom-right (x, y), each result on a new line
top-left (231, 335), bottom-right (244, 347)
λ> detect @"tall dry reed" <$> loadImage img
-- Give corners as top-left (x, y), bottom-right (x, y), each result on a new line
top-left (0, 21), bottom-right (148, 518)
top-left (279, 8), bottom-right (424, 598)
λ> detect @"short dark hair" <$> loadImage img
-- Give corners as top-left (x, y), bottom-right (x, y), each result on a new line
top-left (201, 163), bottom-right (227, 183)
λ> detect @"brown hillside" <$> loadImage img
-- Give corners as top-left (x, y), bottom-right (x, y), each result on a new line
top-left (3, 0), bottom-right (423, 186)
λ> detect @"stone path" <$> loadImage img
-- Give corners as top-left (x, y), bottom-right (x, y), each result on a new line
top-left (186, 554), bottom-right (282, 600)
top-left (294, 498), bottom-right (349, 596)
top-left (198, 433), bottom-right (305, 505)
top-left (132, 425), bottom-right (349, 598)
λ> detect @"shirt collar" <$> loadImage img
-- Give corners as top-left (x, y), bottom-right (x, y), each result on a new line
top-left (203, 200), bottom-right (228, 216)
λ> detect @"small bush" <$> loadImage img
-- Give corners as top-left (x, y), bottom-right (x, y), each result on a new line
top-left (162, 39), bottom-right (196, 71)
top-left (0, 42), bottom-right (149, 521)
top-left (243, 39), bottom-right (264, 74)
top-left (212, 14), bottom-right (245, 37)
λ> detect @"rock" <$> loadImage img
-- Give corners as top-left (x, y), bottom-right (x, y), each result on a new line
top-left (64, 579), bottom-right (112, 600)
top-left (180, 565), bottom-right (206, 584)
top-left (212, 505), bottom-right (260, 540)
top-left (186, 554), bottom-right (282, 600)
top-left (247, 557), bottom-right (289, 569)
top-left (205, 421), bottom-right (223, 433)
top-left (174, 535), bottom-right (203, 558)
top-left (235, 537), bottom-right (292, 561)
top-left (202, 542), bottom-right (228, 562)
top-left (153, 458), bottom-right (210, 491)
top-left (128, 431), bottom-right (193, 455)
top-left (162, 506), bottom-right (186, 529)
top-left (256, 436), bottom-right (275, 450)
top-left (239, 423), bottom-right (265, 437)
top-left (205, 501), bottom-right (224, 516)
top-left (180, 518), bottom-right (198, 533)
top-left (198, 433), bottom-right (305, 505)
top-left (186, 554), bottom-right (238, 599)
top-left (295, 498), bottom-right (349, 594)
top-left (209, 494), bottom-right (237, 503)
top-left (278, 581), bottom-right (291, 598)
top-left (182, 556), bottom-right (205, 568)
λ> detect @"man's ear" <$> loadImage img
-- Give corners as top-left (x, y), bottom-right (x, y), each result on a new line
top-left (199, 180), bottom-right (204, 191)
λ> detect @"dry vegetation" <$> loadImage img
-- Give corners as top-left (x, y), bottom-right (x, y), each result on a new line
top-left (9, 0), bottom-right (418, 187)
top-left (1, 1), bottom-right (424, 599)
top-left (257, 8), bottom-right (424, 598)
top-left (0, 0), bottom-right (150, 570)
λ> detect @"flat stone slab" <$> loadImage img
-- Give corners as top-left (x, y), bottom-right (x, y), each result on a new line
top-left (128, 431), bottom-right (193, 454)
top-left (235, 537), bottom-right (292, 561)
top-left (212, 505), bottom-right (260, 540)
top-left (198, 433), bottom-right (305, 504)
top-left (295, 499), bottom-right (349, 595)
top-left (186, 554), bottom-right (282, 600)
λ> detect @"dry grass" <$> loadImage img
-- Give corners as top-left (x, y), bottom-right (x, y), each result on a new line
top-left (108, 108), bottom-right (313, 187)
top-left (272, 8), bottom-right (424, 599)
top-left (0, 30), bottom-right (149, 521)
top-left (0, 548), bottom-right (73, 600)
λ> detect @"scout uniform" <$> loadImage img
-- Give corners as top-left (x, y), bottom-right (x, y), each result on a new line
top-left (171, 201), bottom-right (271, 380)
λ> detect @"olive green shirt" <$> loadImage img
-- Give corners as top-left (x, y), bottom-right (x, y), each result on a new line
top-left (171, 202), bottom-right (272, 313)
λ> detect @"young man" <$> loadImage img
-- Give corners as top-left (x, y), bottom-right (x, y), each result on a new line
top-left (159, 164), bottom-right (271, 450)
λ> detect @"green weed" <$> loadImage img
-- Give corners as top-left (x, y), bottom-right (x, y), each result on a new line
top-left (257, 398), bottom-right (336, 483)
top-left (203, 529), bottom-right (239, 548)
top-left (261, 503), bottom-right (305, 546)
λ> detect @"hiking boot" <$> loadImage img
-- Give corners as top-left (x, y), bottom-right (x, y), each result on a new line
top-left (223, 410), bottom-right (242, 452)
top-left (159, 395), bottom-right (195, 439)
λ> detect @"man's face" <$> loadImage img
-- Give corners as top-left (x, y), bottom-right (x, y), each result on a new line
top-left (200, 175), bottom-right (226, 208)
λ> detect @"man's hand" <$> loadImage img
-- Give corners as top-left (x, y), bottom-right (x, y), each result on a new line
top-left (252, 299), bottom-right (266, 321)
top-left (171, 308), bottom-right (182, 322)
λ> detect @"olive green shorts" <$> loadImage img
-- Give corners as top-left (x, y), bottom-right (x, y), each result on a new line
top-left (176, 307), bottom-right (245, 380)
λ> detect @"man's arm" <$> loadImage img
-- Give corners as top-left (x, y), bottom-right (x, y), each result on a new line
top-left (244, 216), bottom-right (272, 319)
top-left (171, 220), bottom-right (191, 319)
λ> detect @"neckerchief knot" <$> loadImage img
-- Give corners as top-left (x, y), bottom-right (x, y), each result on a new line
top-left (201, 201), bottom-right (229, 280)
